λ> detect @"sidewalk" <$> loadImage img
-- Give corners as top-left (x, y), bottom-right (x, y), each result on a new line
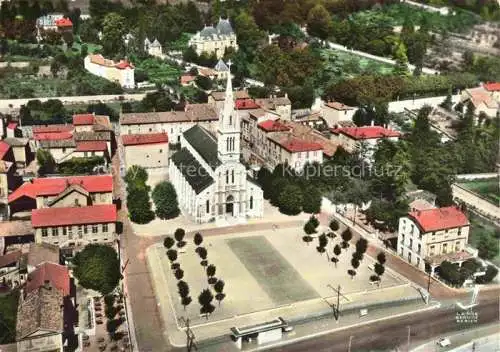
top-left (412, 324), bottom-right (500, 352)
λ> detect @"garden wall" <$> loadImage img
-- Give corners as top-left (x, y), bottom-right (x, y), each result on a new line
top-left (388, 94), bottom-right (460, 113)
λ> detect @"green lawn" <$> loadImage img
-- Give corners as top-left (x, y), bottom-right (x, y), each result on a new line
top-left (459, 177), bottom-right (499, 206)
top-left (468, 212), bottom-right (500, 266)
top-left (0, 290), bottom-right (20, 344)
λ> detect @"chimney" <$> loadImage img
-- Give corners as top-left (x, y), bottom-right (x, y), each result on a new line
top-left (44, 279), bottom-right (51, 290)
top-left (371, 120), bottom-right (375, 127)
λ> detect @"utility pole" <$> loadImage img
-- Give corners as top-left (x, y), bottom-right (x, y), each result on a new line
top-left (179, 317), bottom-right (198, 352)
top-left (407, 325), bottom-right (411, 352)
top-left (427, 268), bottom-right (432, 293)
top-left (348, 335), bottom-right (353, 352)
top-left (327, 284), bottom-right (346, 321)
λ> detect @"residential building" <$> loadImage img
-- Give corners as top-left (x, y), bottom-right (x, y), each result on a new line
top-left (208, 89), bottom-right (250, 112)
top-left (483, 82), bottom-right (500, 103)
top-left (214, 59), bottom-right (230, 80)
top-left (2, 137), bottom-right (32, 168)
top-left (0, 250), bottom-right (24, 289)
top-left (330, 125), bottom-right (401, 161)
top-left (84, 54), bottom-right (135, 88)
top-left (120, 104), bottom-right (218, 144)
top-left (397, 206), bottom-right (472, 273)
top-left (319, 101), bottom-right (357, 128)
top-left (169, 73), bottom-right (263, 223)
top-left (16, 262), bottom-right (71, 352)
top-left (32, 204), bottom-right (117, 253)
top-left (460, 87), bottom-right (499, 118)
top-left (255, 95), bottom-right (292, 120)
top-left (35, 14), bottom-right (72, 41)
top-left (144, 38), bottom-right (163, 58)
top-left (180, 74), bottom-right (196, 87)
top-left (122, 133), bottom-right (169, 169)
top-left (7, 122), bottom-right (20, 138)
top-left (8, 175), bottom-right (113, 215)
top-left (266, 133), bottom-right (323, 172)
top-left (0, 221), bottom-right (34, 254)
top-left (188, 18), bottom-right (238, 58)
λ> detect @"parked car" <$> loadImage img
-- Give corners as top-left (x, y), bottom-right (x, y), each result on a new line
top-left (437, 338), bottom-right (451, 347)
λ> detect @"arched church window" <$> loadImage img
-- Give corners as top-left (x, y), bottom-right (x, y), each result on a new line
top-left (226, 170), bottom-right (229, 183)
top-left (250, 196), bottom-right (253, 209)
top-left (206, 200), bottom-right (210, 214)
top-left (231, 170), bottom-right (234, 183)
top-left (229, 114), bottom-right (232, 125)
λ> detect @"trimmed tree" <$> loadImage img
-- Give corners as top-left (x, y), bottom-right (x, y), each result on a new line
top-left (302, 186), bottom-right (322, 214)
top-left (198, 289), bottom-right (215, 319)
top-left (348, 269), bottom-right (357, 279)
top-left (278, 184), bottom-right (303, 215)
top-left (194, 232), bottom-right (203, 246)
top-left (374, 263), bottom-right (385, 281)
top-left (355, 238), bottom-right (368, 255)
top-left (304, 221), bottom-right (317, 235)
top-left (352, 251), bottom-right (363, 262)
top-left (206, 264), bottom-right (217, 284)
top-left (377, 252), bottom-right (387, 265)
top-left (181, 296), bottom-right (192, 310)
top-left (174, 268), bottom-right (184, 281)
top-left (214, 279), bottom-right (226, 306)
top-left (329, 219), bottom-right (339, 232)
top-left (177, 280), bottom-right (189, 298)
top-left (334, 244), bottom-right (342, 257)
top-left (72, 244), bottom-right (121, 295)
top-left (341, 228), bottom-right (352, 247)
top-left (167, 249), bottom-right (178, 269)
top-left (331, 257), bottom-right (339, 267)
top-left (302, 235), bottom-right (313, 246)
top-left (163, 236), bottom-right (175, 250)
top-left (152, 181), bottom-right (180, 220)
top-left (197, 247), bottom-right (208, 266)
top-left (351, 258), bottom-right (360, 270)
top-left (174, 228), bottom-right (186, 248)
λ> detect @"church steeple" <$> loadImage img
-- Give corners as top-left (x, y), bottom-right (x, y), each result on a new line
top-left (217, 61), bottom-right (240, 162)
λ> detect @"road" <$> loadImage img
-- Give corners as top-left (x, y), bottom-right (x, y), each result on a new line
top-left (267, 297), bottom-right (499, 352)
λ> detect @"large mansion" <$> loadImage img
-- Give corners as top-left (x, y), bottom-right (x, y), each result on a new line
top-left (189, 18), bottom-right (238, 59)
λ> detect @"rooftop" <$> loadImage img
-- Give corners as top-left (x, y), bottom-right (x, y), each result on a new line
top-left (0, 140), bottom-right (10, 159)
top-left (255, 96), bottom-right (292, 109)
top-left (0, 220), bottom-right (33, 238)
top-left (171, 148), bottom-right (214, 194)
top-left (72, 114), bottom-right (95, 125)
top-left (55, 17), bottom-right (72, 27)
top-left (465, 87), bottom-right (498, 109)
top-left (258, 119), bottom-right (291, 132)
top-left (331, 126), bottom-right (401, 140)
top-left (235, 99), bottom-right (260, 110)
top-left (210, 90), bottom-right (250, 101)
top-left (183, 125), bottom-right (221, 170)
top-left (483, 82), bottom-right (500, 91)
top-left (408, 206), bottom-right (469, 233)
top-left (16, 286), bottom-right (64, 340)
top-left (7, 122), bottom-right (18, 130)
top-left (88, 54), bottom-right (134, 70)
top-left (26, 243), bottom-right (60, 268)
top-left (122, 133), bottom-right (169, 146)
top-left (268, 134), bottom-right (323, 153)
top-left (25, 262), bottom-right (70, 296)
top-left (3, 137), bottom-right (29, 147)
top-left (33, 131), bottom-right (73, 141)
top-left (32, 124), bottom-right (73, 134)
top-left (120, 104), bottom-right (219, 125)
top-left (8, 175), bottom-right (113, 203)
top-left (325, 101), bottom-right (356, 111)
top-left (32, 204), bottom-right (117, 228)
top-left (0, 250), bottom-right (22, 268)
top-left (75, 140), bottom-right (108, 152)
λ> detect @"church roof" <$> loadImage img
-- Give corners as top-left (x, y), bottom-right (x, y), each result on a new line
top-left (215, 59), bottom-right (229, 72)
top-left (183, 125), bottom-right (221, 170)
top-left (216, 18), bottom-right (234, 35)
top-left (171, 148), bottom-right (214, 194)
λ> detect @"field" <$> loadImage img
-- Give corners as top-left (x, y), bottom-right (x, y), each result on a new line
top-left (0, 290), bottom-right (20, 344)
top-left (319, 49), bottom-right (394, 85)
top-left (459, 178), bottom-right (500, 206)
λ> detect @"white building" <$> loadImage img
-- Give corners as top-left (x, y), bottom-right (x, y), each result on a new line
top-left (319, 101), bottom-right (358, 128)
top-left (460, 87), bottom-right (499, 118)
top-left (214, 59), bottom-right (230, 81)
top-left (122, 133), bottom-right (169, 169)
top-left (84, 54), bottom-right (135, 89)
top-left (144, 38), bottom-right (164, 58)
top-left (169, 72), bottom-right (263, 223)
top-left (397, 206), bottom-right (472, 273)
top-left (189, 18), bottom-right (238, 59)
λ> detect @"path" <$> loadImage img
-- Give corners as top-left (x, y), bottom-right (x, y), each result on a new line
top-left (452, 184), bottom-right (500, 225)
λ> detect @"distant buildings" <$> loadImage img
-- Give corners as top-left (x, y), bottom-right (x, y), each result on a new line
top-left (144, 38), bottom-right (163, 58)
top-left (460, 85), bottom-right (499, 118)
top-left (122, 133), bottom-right (169, 169)
top-left (35, 13), bottom-right (73, 42)
top-left (84, 54), bottom-right (135, 88)
top-left (397, 206), bottom-right (474, 273)
top-left (189, 18), bottom-right (238, 58)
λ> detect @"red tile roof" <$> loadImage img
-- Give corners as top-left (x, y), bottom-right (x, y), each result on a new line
top-left (32, 204), bottom-right (117, 228)
top-left (326, 102), bottom-right (355, 110)
top-left (55, 17), bottom-right (72, 27)
top-left (8, 175), bottom-right (113, 203)
top-left (7, 122), bottom-right (18, 130)
top-left (32, 125), bottom-right (73, 134)
top-left (235, 99), bottom-right (260, 110)
top-left (89, 55), bottom-right (134, 69)
top-left (181, 75), bottom-right (196, 84)
top-left (25, 263), bottom-right (70, 296)
top-left (271, 135), bottom-right (323, 153)
top-left (34, 131), bottom-right (73, 141)
top-left (115, 60), bottom-right (134, 69)
top-left (73, 114), bottom-right (95, 126)
top-left (122, 133), bottom-right (168, 146)
top-left (483, 82), bottom-right (500, 91)
top-left (408, 206), bottom-right (469, 233)
top-left (258, 120), bottom-right (291, 132)
top-left (0, 250), bottom-right (22, 268)
top-left (75, 141), bottom-right (108, 152)
top-left (331, 126), bottom-right (401, 140)
top-left (0, 140), bottom-right (10, 160)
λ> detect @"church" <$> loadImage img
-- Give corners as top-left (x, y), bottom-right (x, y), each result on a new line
top-left (169, 69), bottom-right (263, 224)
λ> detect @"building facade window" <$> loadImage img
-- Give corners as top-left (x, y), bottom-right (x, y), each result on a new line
top-left (442, 243), bottom-right (448, 254)
top-left (67, 226), bottom-right (72, 236)
top-left (250, 196), bottom-right (253, 210)
top-left (231, 170), bottom-right (234, 184)
top-left (92, 224), bottom-right (98, 234)
top-left (63, 227), bottom-right (67, 236)
top-left (84, 225), bottom-right (88, 234)
top-left (206, 200), bottom-right (210, 214)
top-left (52, 228), bottom-right (58, 236)
top-left (78, 226), bottom-right (83, 235)
top-left (42, 228), bottom-right (48, 237)
top-left (430, 245), bottom-right (435, 255)
top-left (103, 224), bottom-right (108, 232)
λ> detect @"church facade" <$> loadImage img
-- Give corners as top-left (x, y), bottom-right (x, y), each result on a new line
top-left (169, 71), bottom-right (263, 223)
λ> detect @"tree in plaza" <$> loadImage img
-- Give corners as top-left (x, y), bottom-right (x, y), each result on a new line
top-left (352, 251), bottom-right (363, 262)
top-left (476, 265), bottom-right (499, 284)
top-left (317, 234), bottom-right (328, 257)
top-left (214, 279), bottom-right (226, 306)
top-left (174, 228), bottom-right (186, 248)
top-left (198, 289), bottom-right (215, 319)
top-left (334, 244), bottom-right (342, 257)
top-left (351, 258), bottom-right (360, 270)
top-left (181, 296), bottom-right (192, 310)
top-left (197, 247), bottom-right (208, 266)
top-left (374, 263), bottom-right (385, 281)
top-left (278, 184), bottom-right (303, 215)
top-left (347, 269), bottom-right (357, 279)
top-left (72, 244), bottom-right (121, 295)
top-left (392, 41), bottom-right (410, 77)
top-left (152, 181), bottom-right (180, 220)
top-left (341, 228), bottom-right (353, 247)
top-left (302, 235), bottom-right (313, 246)
top-left (306, 4), bottom-right (332, 40)
top-left (101, 12), bottom-right (126, 58)
top-left (269, 178), bottom-right (289, 206)
top-left (36, 149), bottom-right (56, 175)
top-left (174, 268), bottom-right (184, 281)
top-left (127, 186), bottom-right (155, 224)
top-left (304, 220), bottom-right (317, 235)
top-left (178, 280), bottom-right (189, 298)
top-left (167, 249), bottom-right (178, 269)
top-left (377, 252), bottom-right (386, 265)
top-left (355, 238), bottom-right (368, 256)
top-left (163, 237), bottom-right (175, 250)
top-left (194, 233), bottom-right (203, 247)
top-left (329, 219), bottom-right (339, 232)
top-left (331, 257), bottom-right (339, 268)
top-left (257, 167), bottom-right (273, 200)
top-left (206, 264), bottom-right (217, 284)
top-left (302, 186), bottom-right (321, 214)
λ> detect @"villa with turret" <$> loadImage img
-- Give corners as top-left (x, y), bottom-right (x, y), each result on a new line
top-left (188, 18), bottom-right (238, 59)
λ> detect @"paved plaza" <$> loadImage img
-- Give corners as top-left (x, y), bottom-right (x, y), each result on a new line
top-left (146, 227), bottom-right (418, 345)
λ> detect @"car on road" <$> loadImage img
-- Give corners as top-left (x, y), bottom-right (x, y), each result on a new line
top-left (437, 338), bottom-right (451, 347)
top-left (283, 326), bottom-right (294, 332)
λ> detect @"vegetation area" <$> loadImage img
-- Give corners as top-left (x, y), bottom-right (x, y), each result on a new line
top-left (459, 178), bottom-right (500, 206)
top-left (467, 212), bottom-right (500, 266)
top-left (134, 58), bottom-right (182, 86)
top-left (36, 149), bottom-right (106, 176)
top-left (124, 165), bottom-right (155, 224)
top-left (72, 244), bottom-right (121, 295)
top-left (437, 259), bottom-right (498, 287)
top-left (0, 290), bottom-right (19, 344)
top-left (152, 181), bottom-right (180, 220)
top-left (414, 0), bottom-right (500, 20)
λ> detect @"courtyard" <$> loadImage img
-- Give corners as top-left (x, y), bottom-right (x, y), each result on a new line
top-left (146, 227), bottom-right (419, 345)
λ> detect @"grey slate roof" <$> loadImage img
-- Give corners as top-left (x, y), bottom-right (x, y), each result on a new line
top-left (200, 26), bottom-right (217, 38)
top-left (171, 148), bottom-right (214, 194)
top-left (183, 125), bottom-right (221, 170)
top-left (216, 18), bottom-right (234, 35)
top-left (215, 59), bottom-right (229, 72)
top-left (39, 139), bottom-right (76, 148)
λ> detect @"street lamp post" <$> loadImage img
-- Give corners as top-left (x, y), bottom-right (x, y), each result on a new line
top-left (407, 325), bottom-right (411, 352)
top-left (348, 336), bottom-right (353, 352)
